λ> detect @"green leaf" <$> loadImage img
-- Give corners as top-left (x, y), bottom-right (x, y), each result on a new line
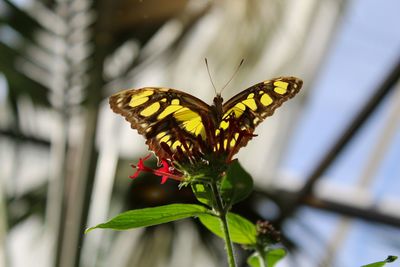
top-left (220, 159), bottom-right (253, 206)
top-left (86, 204), bottom-right (209, 233)
top-left (199, 212), bottom-right (256, 245)
top-left (361, 255), bottom-right (398, 267)
top-left (247, 248), bottom-right (286, 267)
top-left (191, 183), bottom-right (213, 207)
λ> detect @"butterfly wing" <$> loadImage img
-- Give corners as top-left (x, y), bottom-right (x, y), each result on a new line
top-left (109, 87), bottom-right (213, 159)
top-left (219, 76), bottom-right (303, 156)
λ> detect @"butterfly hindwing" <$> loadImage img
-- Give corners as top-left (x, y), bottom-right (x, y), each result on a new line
top-left (109, 87), bottom-right (212, 159)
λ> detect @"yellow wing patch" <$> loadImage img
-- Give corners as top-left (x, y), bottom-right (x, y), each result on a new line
top-left (156, 132), bottom-right (167, 139)
top-left (172, 141), bottom-right (182, 150)
top-left (140, 102), bottom-right (160, 116)
top-left (174, 108), bottom-right (205, 138)
top-left (260, 93), bottom-right (273, 106)
top-left (242, 94), bottom-right (257, 111)
top-left (158, 105), bottom-right (182, 119)
top-left (273, 81), bottom-right (288, 94)
top-left (160, 135), bottom-right (170, 143)
top-left (224, 102), bottom-right (245, 119)
top-left (220, 120), bottom-right (229, 130)
top-left (129, 90), bottom-right (154, 107)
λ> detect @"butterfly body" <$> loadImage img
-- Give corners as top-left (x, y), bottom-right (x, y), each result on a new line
top-left (110, 77), bottom-right (303, 162)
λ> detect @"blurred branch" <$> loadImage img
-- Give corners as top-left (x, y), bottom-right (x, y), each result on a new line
top-left (6, 184), bottom-right (47, 228)
top-left (0, 129), bottom-right (50, 146)
top-left (265, 189), bottom-right (400, 228)
top-left (304, 194), bottom-right (400, 228)
top-left (1, 0), bottom-right (51, 44)
top-left (0, 43), bottom-right (50, 106)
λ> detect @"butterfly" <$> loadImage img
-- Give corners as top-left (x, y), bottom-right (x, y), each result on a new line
top-left (109, 77), bottom-right (302, 162)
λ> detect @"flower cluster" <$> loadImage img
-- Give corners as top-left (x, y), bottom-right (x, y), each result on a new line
top-left (256, 220), bottom-right (281, 246)
top-left (130, 154), bottom-right (184, 184)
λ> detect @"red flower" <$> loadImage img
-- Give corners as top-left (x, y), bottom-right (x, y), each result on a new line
top-left (158, 159), bottom-right (173, 184)
top-left (129, 154), bottom-right (152, 179)
top-left (130, 154), bottom-right (184, 184)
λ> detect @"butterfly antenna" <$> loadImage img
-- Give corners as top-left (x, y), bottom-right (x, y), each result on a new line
top-left (205, 58), bottom-right (218, 95)
top-left (220, 59), bottom-right (244, 95)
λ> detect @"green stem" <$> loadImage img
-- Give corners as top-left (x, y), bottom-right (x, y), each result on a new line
top-left (256, 246), bottom-right (266, 267)
top-left (210, 182), bottom-right (236, 267)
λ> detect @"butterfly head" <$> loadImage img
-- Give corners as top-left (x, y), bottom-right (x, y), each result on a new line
top-left (213, 94), bottom-right (223, 106)
top-left (212, 94), bottom-right (224, 118)
top-left (205, 58), bottom-right (243, 106)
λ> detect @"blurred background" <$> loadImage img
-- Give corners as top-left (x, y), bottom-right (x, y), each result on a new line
top-left (1, 0), bottom-right (400, 266)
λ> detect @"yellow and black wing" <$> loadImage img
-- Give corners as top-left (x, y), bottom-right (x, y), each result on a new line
top-left (109, 87), bottom-right (213, 159)
top-left (218, 76), bottom-right (303, 155)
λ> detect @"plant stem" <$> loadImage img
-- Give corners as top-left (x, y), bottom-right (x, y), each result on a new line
top-left (256, 246), bottom-right (266, 267)
top-left (210, 182), bottom-right (236, 267)
top-left (220, 212), bottom-right (236, 267)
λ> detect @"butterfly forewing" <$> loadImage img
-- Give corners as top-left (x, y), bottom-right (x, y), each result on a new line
top-left (109, 87), bottom-right (213, 159)
top-left (217, 77), bottom-right (303, 154)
